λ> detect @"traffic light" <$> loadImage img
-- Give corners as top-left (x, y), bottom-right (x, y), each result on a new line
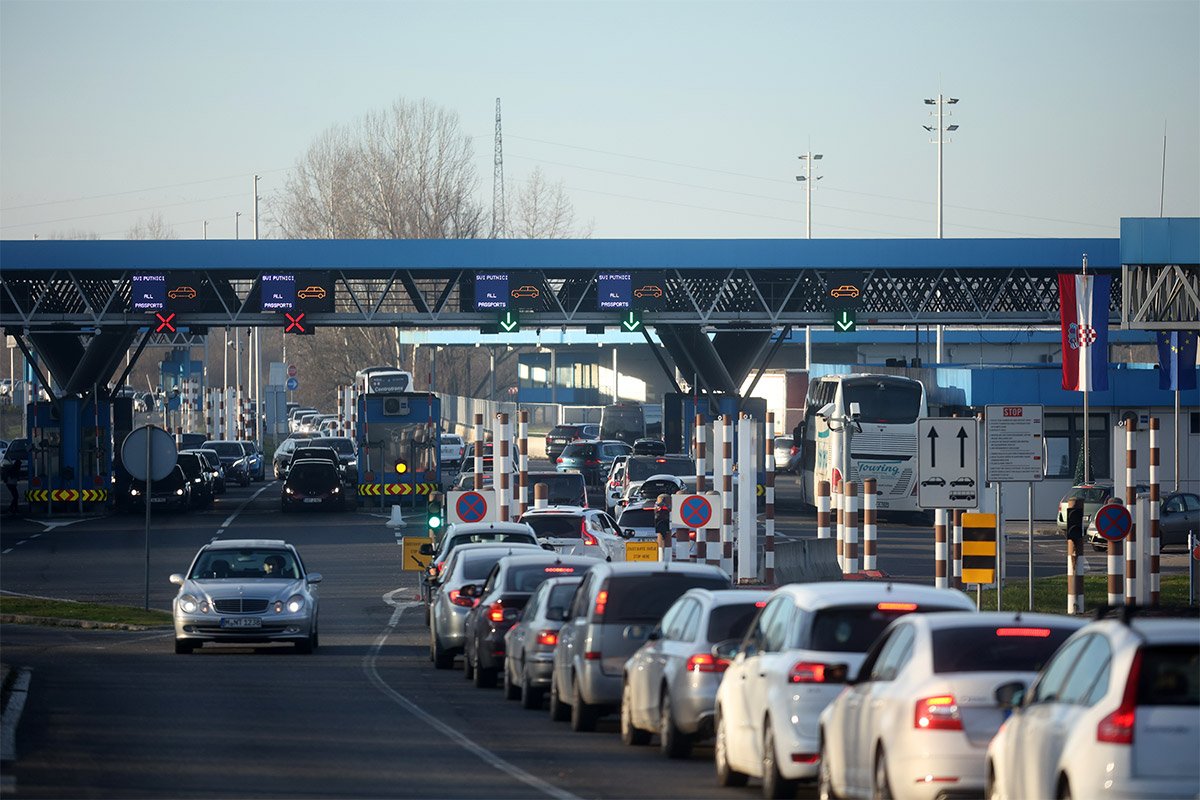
top-left (427, 493), bottom-right (444, 535)
top-left (394, 459), bottom-right (409, 475)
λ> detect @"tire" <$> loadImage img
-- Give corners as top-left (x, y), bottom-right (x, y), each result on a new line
top-left (521, 663), bottom-right (544, 710)
top-left (294, 635), bottom-right (313, 654)
top-left (762, 721), bottom-right (798, 799)
top-left (431, 629), bottom-right (453, 670)
top-left (549, 672), bottom-right (570, 722)
top-left (571, 674), bottom-right (598, 732)
top-left (502, 662), bottom-right (520, 700)
top-left (873, 749), bottom-right (894, 800)
top-left (985, 762), bottom-right (1000, 800)
top-left (174, 638), bottom-right (195, 654)
top-left (620, 680), bottom-right (651, 746)
top-left (463, 645), bottom-right (476, 680)
top-left (1056, 778), bottom-right (1072, 800)
top-left (715, 708), bottom-right (749, 787)
top-left (473, 653), bottom-right (496, 689)
top-left (659, 689), bottom-right (692, 758)
top-left (818, 730), bottom-right (842, 800)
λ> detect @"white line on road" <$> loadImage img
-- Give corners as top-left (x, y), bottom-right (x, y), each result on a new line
top-left (217, 482), bottom-right (276, 535)
top-left (364, 593), bottom-right (580, 800)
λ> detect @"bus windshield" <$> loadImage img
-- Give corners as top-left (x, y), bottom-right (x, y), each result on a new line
top-left (842, 378), bottom-right (924, 424)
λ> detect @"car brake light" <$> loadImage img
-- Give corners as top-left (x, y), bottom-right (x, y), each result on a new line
top-left (789, 661), bottom-right (846, 683)
top-left (915, 695), bottom-right (962, 730)
top-left (1097, 650), bottom-right (1142, 744)
top-left (544, 566), bottom-right (575, 573)
top-left (755, 601), bottom-right (767, 607)
top-left (789, 445), bottom-right (799, 456)
top-left (556, 457), bottom-right (564, 464)
top-left (581, 519), bottom-right (598, 546)
top-left (487, 601), bottom-right (505, 623)
top-left (448, 590), bottom-right (476, 608)
top-left (996, 627), bottom-right (1051, 638)
top-left (877, 602), bottom-right (918, 612)
top-left (537, 630), bottom-right (558, 646)
top-left (686, 653), bottom-right (729, 673)
top-left (655, 458), bottom-right (666, 463)
top-left (593, 589), bottom-right (608, 618)
top-left (584, 651), bottom-right (602, 660)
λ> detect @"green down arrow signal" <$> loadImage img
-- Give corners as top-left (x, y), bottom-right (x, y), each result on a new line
top-left (499, 310), bottom-right (520, 333)
top-left (621, 311), bottom-right (642, 332)
top-left (835, 310), bottom-right (856, 332)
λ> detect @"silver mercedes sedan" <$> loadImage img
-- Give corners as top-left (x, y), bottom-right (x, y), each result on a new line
top-left (170, 538), bottom-right (322, 654)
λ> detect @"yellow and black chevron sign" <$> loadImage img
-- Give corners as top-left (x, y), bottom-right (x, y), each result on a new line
top-left (24, 489), bottom-right (108, 502)
top-left (358, 482), bottom-right (438, 497)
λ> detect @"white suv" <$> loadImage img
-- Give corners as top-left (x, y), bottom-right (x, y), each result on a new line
top-left (986, 614), bottom-right (1199, 800)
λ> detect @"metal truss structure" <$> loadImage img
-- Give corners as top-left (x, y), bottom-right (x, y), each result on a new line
top-left (1122, 264), bottom-right (1200, 331)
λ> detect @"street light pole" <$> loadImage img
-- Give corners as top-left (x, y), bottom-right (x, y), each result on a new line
top-left (923, 94), bottom-right (960, 238)
top-left (795, 152), bottom-right (823, 239)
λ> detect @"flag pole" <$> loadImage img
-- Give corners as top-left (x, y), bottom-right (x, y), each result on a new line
top-left (1175, 385), bottom-right (1181, 491)
top-left (1082, 254), bottom-right (1090, 484)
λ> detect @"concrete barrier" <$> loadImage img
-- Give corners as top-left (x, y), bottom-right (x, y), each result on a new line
top-left (773, 538), bottom-right (842, 584)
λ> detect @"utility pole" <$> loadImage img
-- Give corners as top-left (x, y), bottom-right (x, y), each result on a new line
top-left (795, 152), bottom-right (823, 239)
top-left (492, 98), bottom-right (506, 239)
top-left (923, 94), bottom-right (960, 238)
top-left (235, 211), bottom-right (241, 240)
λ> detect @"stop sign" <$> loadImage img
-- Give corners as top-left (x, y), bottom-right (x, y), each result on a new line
top-left (287, 364), bottom-right (297, 378)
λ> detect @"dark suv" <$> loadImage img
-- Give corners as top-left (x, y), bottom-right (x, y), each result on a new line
top-left (545, 424), bottom-right (600, 461)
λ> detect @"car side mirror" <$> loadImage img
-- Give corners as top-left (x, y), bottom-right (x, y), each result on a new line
top-left (418, 543), bottom-right (434, 556)
top-left (169, 573), bottom-right (184, 586)
top-left (646, 626), bottom-right (662, 641)
top-left (306, 572), bottom-right (323, 584)
top-left (711, 638), bottom-right (741, 661)
top-left (994, 680), bottom-right (1027, 710)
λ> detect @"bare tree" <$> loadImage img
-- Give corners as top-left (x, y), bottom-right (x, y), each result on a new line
top-left (45, 230), bottom-right (100, 240)
top-left (272, 98), bottom-right (486, 239)
top-left (126, 212), bottom-right (178, 239)
top-left (509, 167), bottom-right (591, 239)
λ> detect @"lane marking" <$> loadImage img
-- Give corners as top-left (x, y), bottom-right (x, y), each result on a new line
top-left (216, 482), bottom-right (276, 536)
top-left (364, 593), bottom-right (580, 800)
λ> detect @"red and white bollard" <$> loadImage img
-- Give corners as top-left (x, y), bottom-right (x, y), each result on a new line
top-left (862, 478), bottom-right (877, 572)
top-left (843, 482), bottom-right (859, 575)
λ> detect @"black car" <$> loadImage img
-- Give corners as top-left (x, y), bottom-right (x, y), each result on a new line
top-left (127, 465), bottom-right (191, 511)
top-left (202, 440), bottom-right (252, 487)
top-left (631, 438), bottom-right (667, 456)
top-left (281, 459), bottom-right (346, 512)
top-left (526, 471), bottom-right (588, 508)
top-left (175, 451), bottom-right (215, 507)
top-left (545, 424), bottom-right (600, 461)
top-left (272, 437), bottom-right (311, 479)
top-left (306, 437), bottom-right (358, 484)
top-left (0, 438), bottom-right (32, 480)
top-left (460, 553), bottom-right (599, 688)
top-left (185, 448), bottom-right (226, 494)
top-left (290, 446), bottom-right (341, 476)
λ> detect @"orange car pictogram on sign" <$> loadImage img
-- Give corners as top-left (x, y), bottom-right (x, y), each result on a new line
top-left (297, 286), bottom-right (327, 299)
top-left (633, 285), bottom-right (663, 298)
top-left (829, 284), bottom-right (861, 299)
top-left (511, 285), bottom-right (540, 299)
top-left (167, 286), bottom-right (197, 300)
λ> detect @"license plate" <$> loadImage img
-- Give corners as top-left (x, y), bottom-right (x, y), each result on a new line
top-left (151, 497), bottom-right (167, 504)
top-left (303, 498), bottom-right (322, 504)
top-left (220, 617), bottom-right (261, 628)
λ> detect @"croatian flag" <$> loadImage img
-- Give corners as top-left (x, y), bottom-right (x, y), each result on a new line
top-left (1057, 274), bottom-right (1111, 391)
top-left (1157, 331), bottom-right (1198, 391)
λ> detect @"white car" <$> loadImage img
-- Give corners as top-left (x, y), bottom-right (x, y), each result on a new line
top-left (440, 434), bottom-right (466, 470)
top-left (713, 582), bottom-right (977, 797)
top-left (985, 615), bottom-right (1199, 800)
top-left (517, 505), bottom-right (632, 561)
top-left (817, 611), bottom-right (1084, 800)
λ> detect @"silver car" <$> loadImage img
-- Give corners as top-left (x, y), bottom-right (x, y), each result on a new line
top-left (170, 538), bottom-right (322, 654)
top-left (518, 506), bottom-right (631, 560)
top-left (621, 587), bottom-right (770, 757)
top-left (428, 541), bottom-right (543, 669)
top-left (549, 561), bottom-right (730, 732)
top-left (503, 575), bottom-right (584, 709)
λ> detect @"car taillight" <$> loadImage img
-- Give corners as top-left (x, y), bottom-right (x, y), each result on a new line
top-left (448, 590), bottom-right (476, 608)
top-left (789, 661), bottom-right (845, 683)
top-left (537, 630), bottom-right (558, 647)
top-left (996, 627), bottom-right (1051, 637)
top-left (584, 458), bottom-right (601, 466)
top-left (487, 601), bottom-right (505, 623)
top-left (593, 589), bottom-right (608, 618)
top-left (556, 457), bottom-right (564, 464)
top-left (1098, 650), bottom-right (1142, 744)
top-left (581, 520), bottom-right (598, 546)
top-left (789, 445), bottom-right (799, 456)
top-left (877, 602), bottom-right (918, 612)
top-left (915, 695), bottom-right (962, 730)
top-left (686, 653), bottom-right (729, 673)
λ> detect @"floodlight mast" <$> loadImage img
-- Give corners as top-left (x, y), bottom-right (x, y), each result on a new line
top-left (795, 152), bottom-right (823, 239)
top-left (924, 94), bottom-right (960, 238)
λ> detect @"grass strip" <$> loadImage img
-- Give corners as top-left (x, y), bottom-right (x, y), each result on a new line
top-left (973, 573), bottom-right (1197, 614)
top-left (0, 595), bottom-right (171, 627)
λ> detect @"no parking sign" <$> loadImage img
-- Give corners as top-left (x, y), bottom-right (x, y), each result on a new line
top-left (1094, 503), bottom-right (1132, 542)
top-left (448, 490), bottom-right (497, 524)
top-left (670, 492), bottom-right (723, 529)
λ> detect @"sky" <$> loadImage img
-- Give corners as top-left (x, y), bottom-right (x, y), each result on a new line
top-left (1, 0), bottom-right (1197, 242)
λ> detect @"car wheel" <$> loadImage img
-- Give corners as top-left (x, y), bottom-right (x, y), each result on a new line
top-left (620, 680), bottom-right (651, 746)
top-left (521, 662), bottom-right (544, 710)
top-left (1056, 777), bottom-right (1072, 800)
top-left (463, 645), bottom-right (476, 680)
top-left (549, 672), bottom-right (570, 722)
top-left (570, 673), bottom-right (598, 732)
top-left (817, 731), bottom-right (842, 800)
top-left (985, 761), bottom-right (1000, 800)
top-left (431, 629), bottom-right (453, 670)
top-left (294, 634), bottom-right (314, 654)
top-left (502, 662), bottom-right (520, 700)
top-left (473, 654), bottom-right (496, 689)
top-left (762, 720), bottom-right (798, 799)
top-left (174, 638), bottom-right (196, 654)
top-left (659, 688), bottom-right (692, 758)
top-left (873, 748), bottom-right (894, 800)
top-left (715, 707), bottom-right (749, 787)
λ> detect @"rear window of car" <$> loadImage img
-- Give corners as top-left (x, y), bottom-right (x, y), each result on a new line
top-left (1069, 486), bottom-right (1112, 503)
top-left (561, 443), bottom-right (598, 458)
top-left (205, 442), bottom-right (244, 457)
top-left (445, 532), bottom-right (536, 556)
top-left (310, 438), bottom-right (355, 455)
top-left (707, 603), bottom-right (764, 643)
top-left (523, 514), bottom-right (584, 539)
top-left (460, 554), bottom-right (504, 581)
top-left (1137, 645), bottom-right (1200, 706)
top-left (601, 573), bottom-right (729, 623)
top-left (808, 605), bottom-right (962, 653)
top-left (931, 625), bottom-right (1078, 673)
top-left (548, 426), bottom-right (582, 439)
top-left (627, 457), bottom-right (695, 481)
top-left (505, 563), bottom-right (585, 592)
top-left (617, 508), bottom-right (654, 528)
top-left (527, 473), bottom-right (586, 505)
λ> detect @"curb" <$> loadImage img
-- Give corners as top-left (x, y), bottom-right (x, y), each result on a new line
top-left (1, 666), bottom-right (31, 764)
top-left (0, 615), bottom-right (170, 631)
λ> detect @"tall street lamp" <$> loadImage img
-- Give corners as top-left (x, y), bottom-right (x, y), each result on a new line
top-left (795, 152), bottom-right (823, 239)
top-left (923, 95), bottom-right (960, 238)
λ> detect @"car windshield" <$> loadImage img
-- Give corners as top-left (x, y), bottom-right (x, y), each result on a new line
top-left (294, 448), bottom-right (336, 462)
top-left (523, 515), bottom-right (585, 539)
top-left (310, 438), bottom-right (355, 455)
top-left (505, 563), bottom-right (584, 592)
top-left (707, 603), bottom-right (764, 643)
top-left (931, 625), bottom-right (1077, 673)
top-left (205, 442), bottom-right (244, 457)
top-left (443, 532), bottom-right (536, 559)
top-left (287, 462), bottom-right (337, 489)
top-left (1069, 486), bottom-right (1113, 503)
top-left (602, 574), bottom-right (729, 623)
top-left (190, 549), bottom-right (299, 580)
top-left (841, 377), bottom-right (924, 425)
top-left (628, 457), bottom-right (695, 481)
top-left (808, 604), bottom-right (963, 653)
top-left (194, 451), bottom-right (220, 468)
top-left (526, 473), bottom-right (586, 504)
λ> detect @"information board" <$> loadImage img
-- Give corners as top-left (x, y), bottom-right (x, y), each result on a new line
top-left (475, 273), bottom-right (509, 310)
top-left (985, 405), bottom-right (1045, 483)
top-left (597, 273), bottom-right (632, 310)
top-left (131, 274), bottom-right (166, 312)
top-left (261, 274), bottom-right (296, 311)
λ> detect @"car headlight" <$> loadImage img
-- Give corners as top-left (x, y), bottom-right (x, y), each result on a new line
top-left (180, 594), bottom-right (199, 614)
top-left (175, 488), bottom-right (185, 496)
top-left (285, 486), bottom-right (295, 495)
top-left (331, 486), bottom-right (340, 494)
top-left (275, 595), bottom-right (305, 614)
top-left (193, 478), bottom-right (202, 484)
top-left (131, 488), bottom-right (141, 496)
top-left (347, 460), bottom-right (357, 468)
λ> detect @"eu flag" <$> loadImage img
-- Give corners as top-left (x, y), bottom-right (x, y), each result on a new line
top-left (1157, 331), bottom-right (1198, 391)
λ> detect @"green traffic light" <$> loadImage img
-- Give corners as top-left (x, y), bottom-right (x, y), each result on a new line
top-left (429, 515), bottom-right (443, 530)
